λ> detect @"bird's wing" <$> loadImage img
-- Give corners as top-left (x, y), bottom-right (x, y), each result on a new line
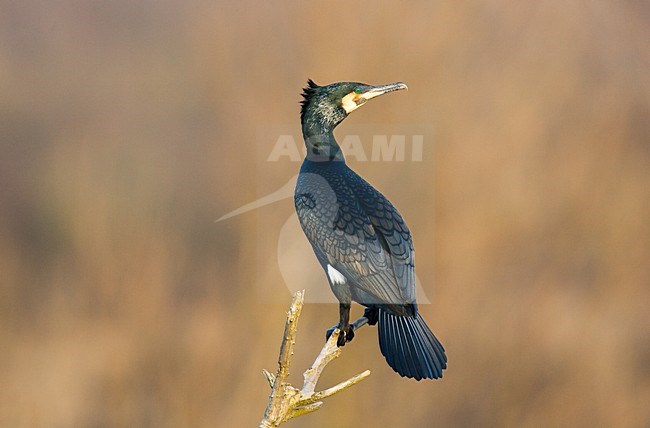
top-left (295, 169), bottom-right (411, 305)
top-left (343, 169), bottom-right (416, 302)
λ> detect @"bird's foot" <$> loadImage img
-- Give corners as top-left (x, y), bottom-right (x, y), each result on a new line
top-left (325, 324), bottom-right (355, 347)
top-left (339, 324), bottom-right (354, 346)
top-left (363, 307), bottom-right (379, 325)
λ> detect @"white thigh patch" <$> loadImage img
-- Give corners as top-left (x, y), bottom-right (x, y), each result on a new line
top-left (327, 264), bottom-right (347, 285)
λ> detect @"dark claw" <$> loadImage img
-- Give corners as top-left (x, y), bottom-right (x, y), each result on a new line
top-left (337, 331), bottom-right (347, 347)
top-left (345, 325), bottom-right (355, 342)
top-left (337, 325), bottom-right (355, 347)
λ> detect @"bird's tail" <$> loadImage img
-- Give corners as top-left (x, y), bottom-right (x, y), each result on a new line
top-left (378, 308), bottom-right (447, 380)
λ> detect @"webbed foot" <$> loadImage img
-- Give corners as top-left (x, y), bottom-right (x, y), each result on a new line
top-left (363, 307), bottom-right (379, 325)
top-left (325, 324), bottom-right (355, 346)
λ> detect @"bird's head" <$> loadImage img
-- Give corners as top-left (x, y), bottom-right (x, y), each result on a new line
top-left (300, 79), bottom-right (408, 133)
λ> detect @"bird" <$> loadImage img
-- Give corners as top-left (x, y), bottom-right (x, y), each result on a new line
top-left (294, 79), bottom-right (447, 380)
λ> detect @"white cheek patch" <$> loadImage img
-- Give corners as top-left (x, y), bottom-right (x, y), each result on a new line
top-left (341, 92), bottom-right (360, 114)
top-left (327, 264), bottom-right (347, 285)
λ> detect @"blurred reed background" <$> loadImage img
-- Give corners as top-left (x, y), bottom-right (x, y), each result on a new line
top-left (1, 1), bottom-right (648, 427)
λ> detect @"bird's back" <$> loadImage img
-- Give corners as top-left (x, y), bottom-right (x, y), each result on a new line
top-left (294, 160), bottom-right (416, 309)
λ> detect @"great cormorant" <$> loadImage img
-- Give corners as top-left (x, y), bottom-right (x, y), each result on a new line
top-left (294, 79), bottom-right (447, 380)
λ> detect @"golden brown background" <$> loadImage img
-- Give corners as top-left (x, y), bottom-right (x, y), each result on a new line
top-left (1, 1), bottom-right (648, 427)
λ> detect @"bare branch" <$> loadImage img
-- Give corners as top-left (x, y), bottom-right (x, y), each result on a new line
top-left (259, 291), bottom-right (371, 427)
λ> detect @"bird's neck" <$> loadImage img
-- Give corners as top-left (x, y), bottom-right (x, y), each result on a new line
top-left (301, 123), bottom-right (345, 163)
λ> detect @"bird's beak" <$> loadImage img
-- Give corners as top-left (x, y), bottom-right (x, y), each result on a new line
top-left (342, 82), bottom-right (408, 114)
top-left (359, 82), bottom-right (408, 102)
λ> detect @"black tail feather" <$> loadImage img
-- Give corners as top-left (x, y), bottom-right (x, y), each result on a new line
top-left (378, 308), bottom-right (447, 380)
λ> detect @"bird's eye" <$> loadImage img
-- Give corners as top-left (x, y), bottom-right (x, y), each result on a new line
top-left (354, 88), bottom-right (362, 94)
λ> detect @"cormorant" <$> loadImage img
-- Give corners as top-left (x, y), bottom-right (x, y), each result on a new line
top-left (294, 79), bottom-right (447, 380)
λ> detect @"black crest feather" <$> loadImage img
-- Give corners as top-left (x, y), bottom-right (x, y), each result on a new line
top-left (300, 79), bottom-right (320, 121)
